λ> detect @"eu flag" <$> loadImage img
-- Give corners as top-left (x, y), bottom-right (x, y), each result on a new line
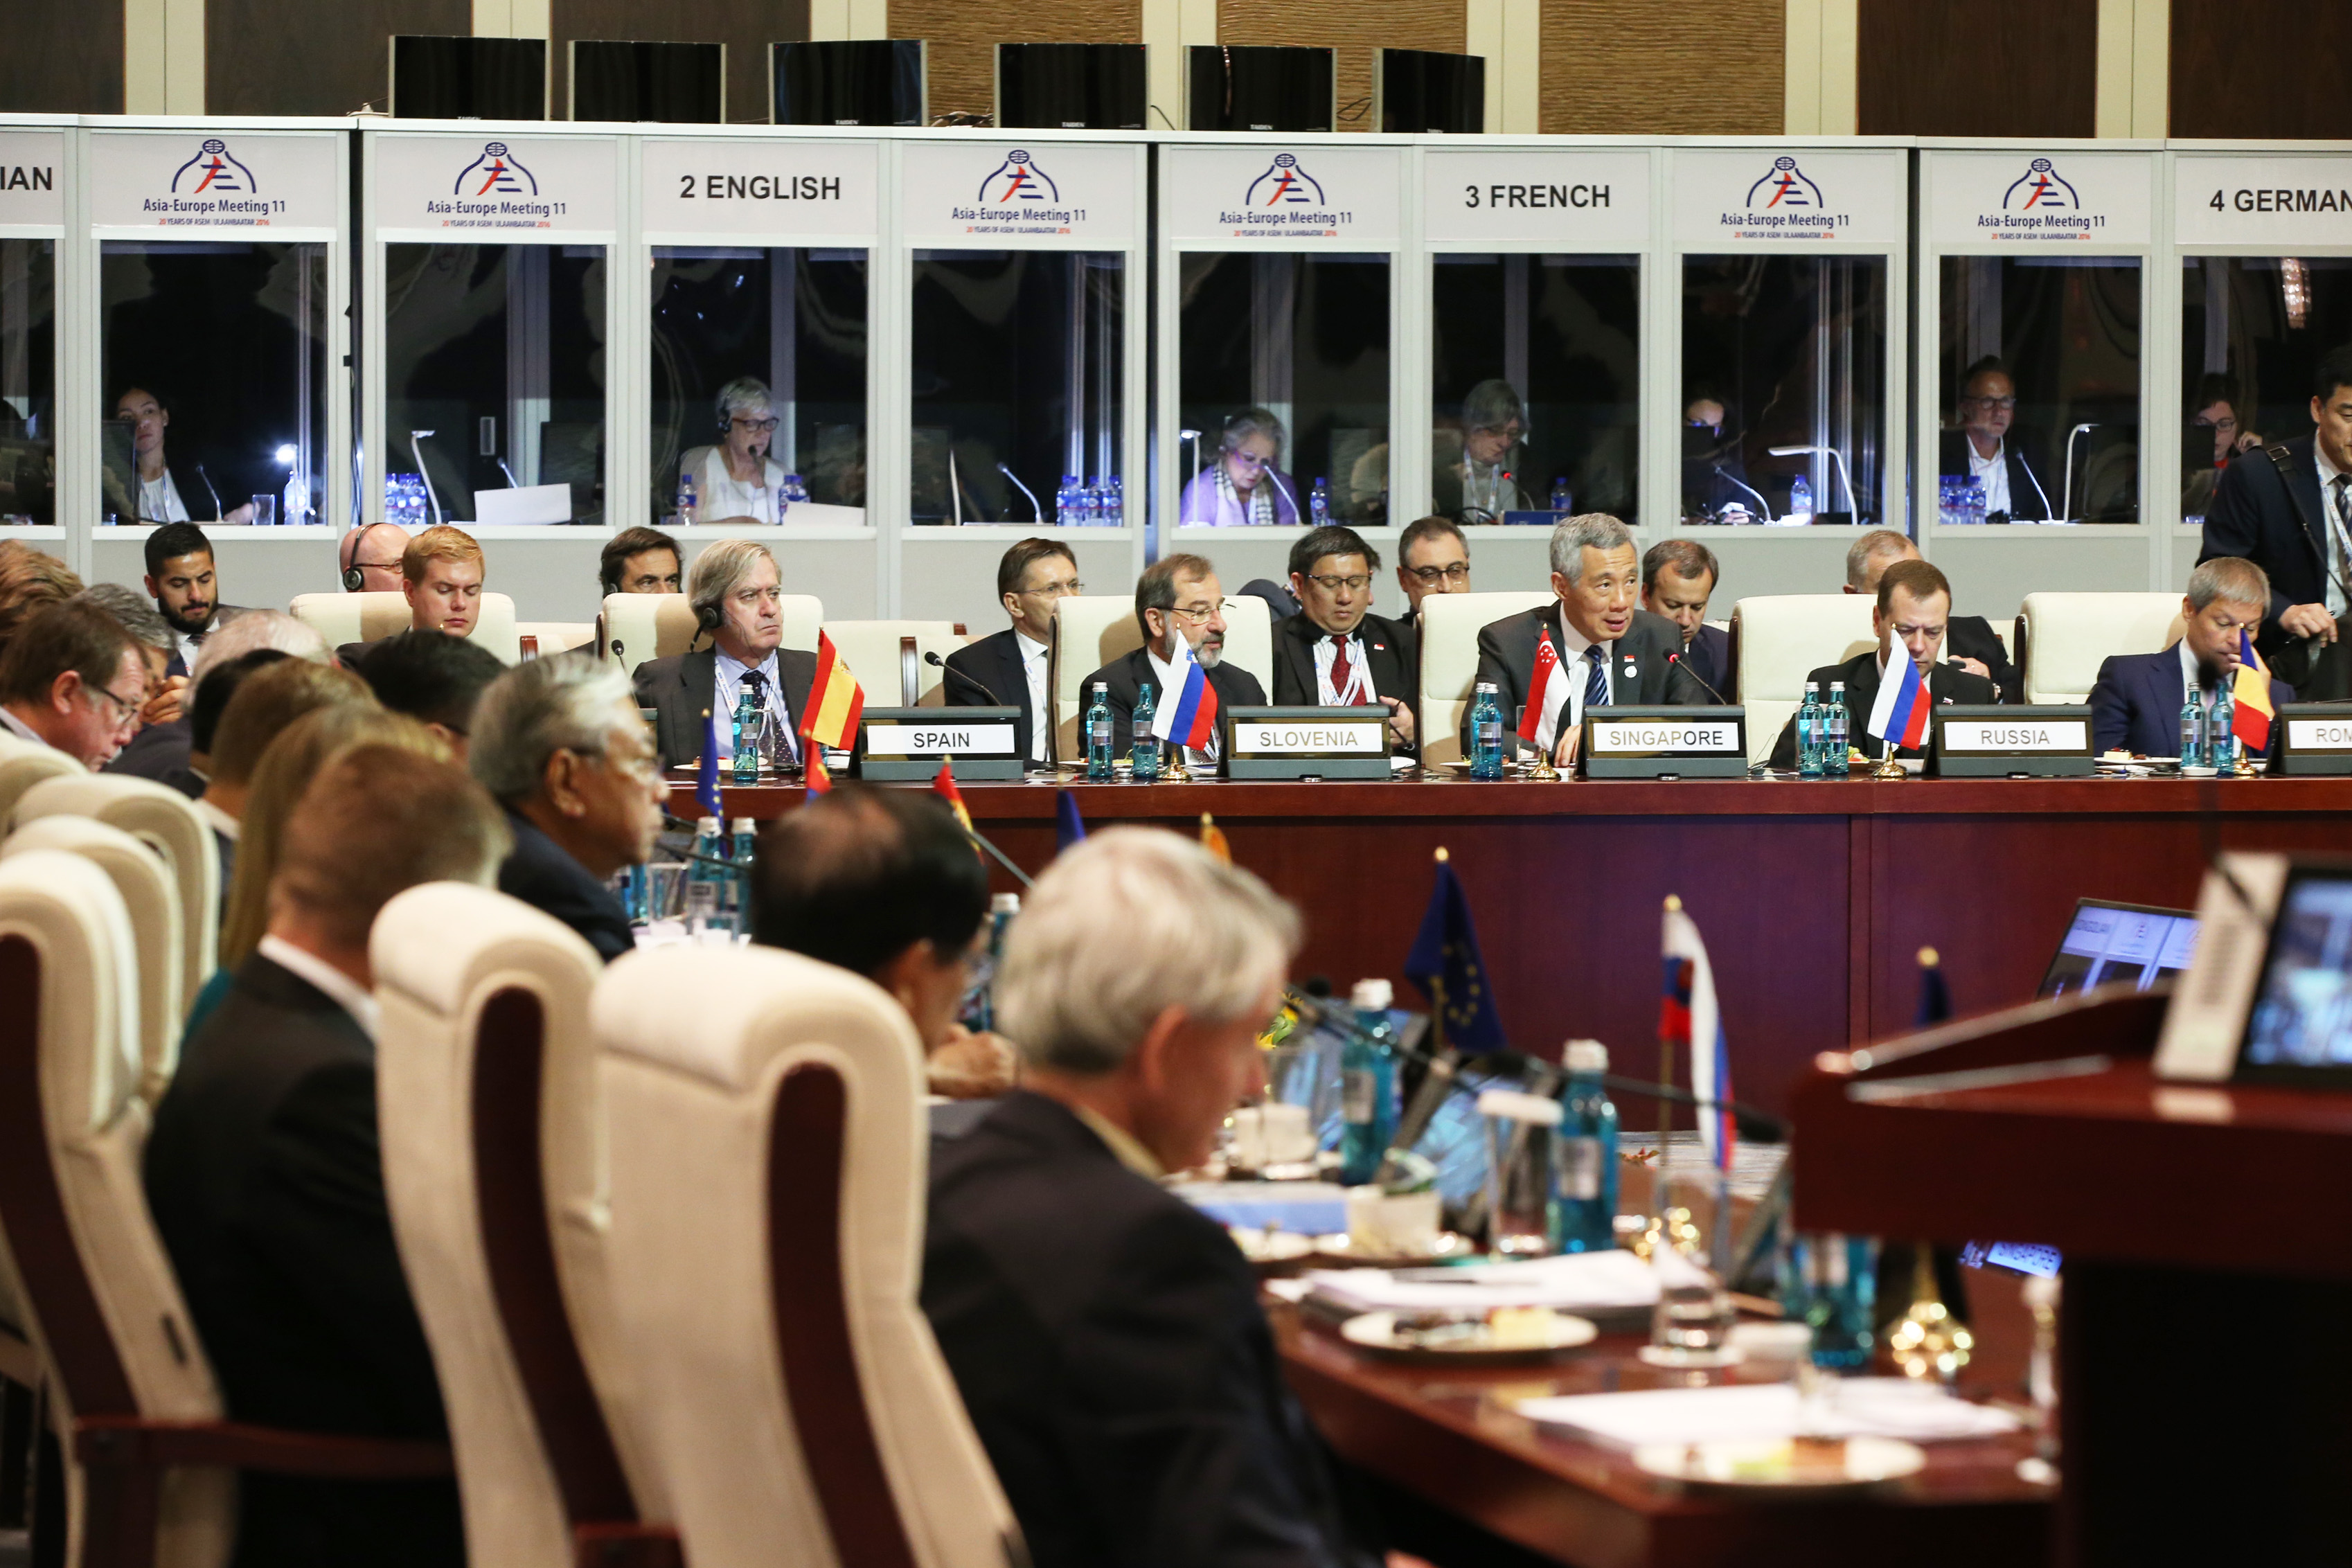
top-left (696, 707), bottom-right (722, 818)
top-left (1915, 946), bottom-right (1952, 1028)
top-left (1402, 858), bottom-right (1506, 1051)
top-left (1055, 790), bottom-right (1087, 853)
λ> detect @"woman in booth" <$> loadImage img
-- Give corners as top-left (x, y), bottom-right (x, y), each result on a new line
top-left (106, 385), bottom-right (258, 525)
top-left (1178, 407), bottom-right (1303, 527)
top-left (1434, 378), bottom-right (1531, 522)
top-left (684, 377), bottom-right (790, 525)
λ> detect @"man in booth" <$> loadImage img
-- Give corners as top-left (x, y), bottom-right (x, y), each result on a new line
top-left (1936, 357), bottom-right (2056, 523)
top-left (1077, 554), bottom-right (1267, 769)
top-left (945, 537), bottom-right (1080, 767)
top-left (1272, 525), bottom-right (1417, 751)
top-left (1768, 558), bottom-right (1999, 769)
top-left (632, 537), bottom-right (816, 772)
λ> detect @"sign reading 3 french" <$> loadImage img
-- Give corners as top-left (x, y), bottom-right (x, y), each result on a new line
top-left (1424, 150), bottom-right (1648, 247)
top-left (1161, 145), bottom-right (1400, 246)
top-left (1927, 151), bottom-right (2151, 247)
top-left (901, 142), bottom-right (1138, 245)
top-left (641, 138), bottom-right (877, 238)
top-left (88, 132), bottom-right (339, 231)
top-left (371, 135), bottom-right (617, 235)
top-left (1672, 150), bottom-right (1904, 247)
top-left (2174, 156), bottom-right (2352, 248)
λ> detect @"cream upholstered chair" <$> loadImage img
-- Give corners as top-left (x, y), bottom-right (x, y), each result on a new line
top-left (2018, 592), bottom-right (2186, 706)
top-left (287, 590), bottom-right (522, 663)
top-left (0, 731), bottom-right (78, 825)
top-left (819, 621), bottom-right (967, 706)
top-left (1046, 594), bottom-right (1272, 762)
top-left (596, 944), bottom-right (1023, 1568)
top-left (517, 622), bottom-right (596, 656)
top-left (1729, 594), bottom-right (1880, 765)
top-left (373, 884), bottom-right (671, 1568)
top-left (14, 774), bottom-right (218, 1023)
top-left (598, 591), bottom-right (824, 664)
top-left (1415, 589), bottom-right (1554, 767)
top-left (1217, 592), bottom-right (1274, 701)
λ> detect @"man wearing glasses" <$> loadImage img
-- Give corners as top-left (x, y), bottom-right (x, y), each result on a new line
top-left (688, 377), bottom-right (791, 526)
top-left (0, 598), bottom-right (151, 770)
top-left (1078, 555), bottom-right (1267, 765)
top-left (1394, 516), bottom-right (1473, 621)
top-left (2087, 557), bottom-right (2293, 762)
top-left (1273, 525), bottom-right (1418, 751)
top-left (948, 538), bottom-right (1079, 767)
top-left (1938, 356), bottom-right (2056, 522)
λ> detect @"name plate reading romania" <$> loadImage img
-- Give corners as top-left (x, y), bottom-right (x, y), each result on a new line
top-left (1224, 706), bottom-right (1390, 781)
top-left (854, 706), bottom-right (1022, 781)
top-left (1930, 706), bottom-right (2095, 777)
top-left (2277, 705), bottom-right (2352, 774)
top-left (1581, 706), bottom-right (1746, 778)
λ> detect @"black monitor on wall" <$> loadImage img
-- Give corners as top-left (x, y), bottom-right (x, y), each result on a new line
top-left (570, 40), bottom-right (725, 123)
top-left (772, 40), bottom-right (926, 126)
top-left (1377, 48), bottom-right (1484, 134)
top-left (391, 35), bottom-right (549, 119)
top-left (996, 43), bottom-right (1147, 130)
top-left (1185, 45), bottom-right (1334, 133)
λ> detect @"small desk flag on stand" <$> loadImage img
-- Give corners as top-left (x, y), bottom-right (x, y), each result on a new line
top-left (932, 760), bottom-right (979, 859)
top-left (2232, 630), bottom-right (2274, 756)
top-left (799, 631), bottom-right (865, 752)
top-left (1199, 812), bottom-right (1232, 864)
top-left (1916, 946), bottom-right (1952, 1028)
top-left (1661, 900), bottom-right (1734, 1173)
top-left (803, 749), bottom-right (832, 796)
top-left (1866, 650), bottom-right (1930, 754)
top-left (1517, 634), bottom-right (1569, 751)
top-left (1402, 851), bottom-right (1506, 1051)
top-left (1156, 635), bottom-right (1220, 751)
top-left (695, 709), bottom-right (722, 818)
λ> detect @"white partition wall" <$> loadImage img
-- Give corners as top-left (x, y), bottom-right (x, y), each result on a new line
top-left (0, 117), bottom-right (69, 569)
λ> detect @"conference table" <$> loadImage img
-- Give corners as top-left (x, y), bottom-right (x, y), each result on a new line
top-left (675, 769), bottom-right (2352, 1120)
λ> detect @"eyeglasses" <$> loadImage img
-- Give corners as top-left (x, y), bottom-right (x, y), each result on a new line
top-left (1224, 448), bottom-right (1271, 472)
top-left (1405, 562), bottom-right (1472, 585)
top-left (729, 416), bottom-right (781, 434)
top-left (355, 558), bottom-right (404, 572)
top-left (1306, 573), bottom-right (1373, 594)
top-left (1963, 395), bottom-right (2018, 411)
top-left (1019, 578), bottom-right (1085, 598)
top-left (1167, 603), bottom-right (1222, 624)
top-left (87, 683), bottom-right (143, 723)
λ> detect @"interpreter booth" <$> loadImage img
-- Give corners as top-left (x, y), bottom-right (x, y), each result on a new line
top-left (0, 117), bottom-right (66, 564)
top-left (1915, 141), bottom-right (2164, 616)
top-left (75, 118), bottom-right (350, 610)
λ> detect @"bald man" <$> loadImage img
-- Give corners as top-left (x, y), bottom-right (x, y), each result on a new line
top-left (340, 524), bottom-right (410, 594)
top-left (1841, 531), bottom-right (2021, 704)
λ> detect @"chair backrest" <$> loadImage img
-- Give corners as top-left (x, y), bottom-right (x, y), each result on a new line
top-left (1416, 590), bottom-right (1556, 766)
top-left (288, 591), bottom-right (523, 663)
top-left (14, 774), bottom-right (218, 1022)
top-left (2020, 592), bottom-right (2186, 705)
top-left (1218, 592), bottom-right (1274, 700)
top-left (373, 884), bottom-right (663, 1568)
top-left (0, 731), bottom-right (79, 826)
top-left (599, 592), bottom-right (824, 663)
top-left (1729, 594), bottom-right (1881, 764)
top-left (819, 622), bottom-right (966, 708)
top-left (596, 945), bottom-right (1022, 1568)
top-left (517, 622), bottom-right (596, 656)
top-left (1049, 595), bottom-right (1143, 763)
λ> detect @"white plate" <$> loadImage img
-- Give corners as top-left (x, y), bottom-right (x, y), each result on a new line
top-left (1339, 1309), bottom-right (1598, 1362)
top-left (1632, 1435), bottom-right (1927, 1491)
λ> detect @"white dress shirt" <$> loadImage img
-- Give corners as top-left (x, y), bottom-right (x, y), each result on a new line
top-left (1308, 628), bottom-right (1376, 706)
top-left (1016, 630), bottom-right (1050, 762)
top-left (2316, 440), bottom-right (2351, 619)
top-left (713, 648), bottom-right (800, 764)
top-left (138, 470), bottom-right (190, 524)
top-left (693, 449), bottom-right (787, 526)
top-left (257, 934), bottom-right (380, 1041)
top-left (1551, 613), bottom-right (1612, 733)
top-left (1146, 641), bottom-right (1218, 765)
top-left (1966, 437), bottom-right (2013, 517)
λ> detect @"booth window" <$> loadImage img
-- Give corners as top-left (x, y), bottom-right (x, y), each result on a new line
top-left (652, 247), bottom-right (867, 526)
top-left (382, 243), bottom-right (607, 526)
top-left (909, 251), bottom-right (1123, 527)
top-left (2180, 256), bottom-right (2352, 526)
top-left (1937, 256), bottom-right (2141, 525)
top-left (101, 241), bottom-right (326, 527)
top-left (1431, 253), bottom-right (1639, 526)
top-left (1177, 253), bottom-right (1389, 528)
top-left (0, 240), bottom-right (53, 526)
top-left (1680, 254), bottom-right (1885, 528)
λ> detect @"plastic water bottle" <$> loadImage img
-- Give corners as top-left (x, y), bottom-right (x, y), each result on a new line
top-left (1339, 979), bottom-right (1399, 1185)
top-left (2180, 690), bottom-right (2205, 768)
top-left (2212, 683), bottom-right (2236, 769)
top-left (1088, 475), bottom-right (1109, 526)
top-left (1470, 681), bottom-right (1506, 780)
top-left (1550, 477), bottom-right (1571, 515)
top-left (1055, 474), bottom-right (1075, 525)
top-left (677, 471), bottom-right (699, 527)
top-left (1106, 474), bottom-right (1124, 526)
top-left (785, 472), bottom-right (808, 504)
top-left (1553, 1040), bottom-right (1620, 1254)
top-left (1826, 681), bottom-right (1849, 774)
top-left (959, 891), bottom-right (1021, 1031)
top-left (774, 476), bottom-right (792, 522)
top-left (1797, 683), bottom-right (1823, 778)
top-left (280, 465), bottom-right (306, 526)
top-left (1965, 476), bottom-right (1988, 526)
top-left (1085, 680), bottom-right (1115, 782)
top-left (1788, 473), bottom-right (1814, 524)
top-left (1131, 681), bottom-right (1162, 781)
top-left (729, 817), bottom-right (757, 934)
top-left (1310, 476), bottom-right (1332, 526)
top-left (730, 685), bottom-right (764, 785)
top-left (686, 816), bottom-right (727, 935)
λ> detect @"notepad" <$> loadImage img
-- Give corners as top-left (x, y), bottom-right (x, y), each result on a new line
top-left (1303, 1250), bottom-right (1663, 1317)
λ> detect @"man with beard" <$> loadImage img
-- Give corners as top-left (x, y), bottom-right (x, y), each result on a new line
top-left (1078, 554), bottom-right (1267, 769)
top-left (144, 522), bottom-right (245, 677)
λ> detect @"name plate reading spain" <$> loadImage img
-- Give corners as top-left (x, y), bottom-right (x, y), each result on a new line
top-left (2277, 706), bottom-right (2352, 774)
top-left (1224, 706), bottom-right (1390, 781)
top-left (855, 706), bottom-right (1022, 781)
top-left (1930, 706), bottom-right (2095, 776)
top-left (1582, 706), bottom-right (1746, 778)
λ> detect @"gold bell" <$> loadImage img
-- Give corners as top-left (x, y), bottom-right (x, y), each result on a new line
top-left (1887, 1247), bottom-right (1974, 1384)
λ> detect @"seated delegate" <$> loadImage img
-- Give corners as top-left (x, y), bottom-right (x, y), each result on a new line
top-left (1844, 529), bottom-right (2021, 704)
top-left (1641, 537), bottom-right (1730, 700)
top-left (1767, 558), bottom-right (1999, 769)
top-left (1079, 555), bottom-right (1267, 768)
top-left (2088, 555), bottom-right (2293, 761)
top-left (1272, 524), bottom-right (1417, 751)
top-left (634, 538), bottom-right (813, 772)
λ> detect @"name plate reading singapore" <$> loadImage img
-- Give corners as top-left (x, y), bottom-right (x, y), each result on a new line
top-left (862, 722), bottom-right (1015, 758)
top-left (1231, 721), bottom-right (1385, 756)
top-left (1589, 720), bottom-right (1740, 754)
top-left (1943, 720), bottom-right (2088, 752)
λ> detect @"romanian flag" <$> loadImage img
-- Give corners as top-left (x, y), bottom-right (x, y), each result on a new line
top-left (803, 749), bottom-right (832, 796)
top-left (1661, 897), bottom-right (1734, 1173)
top-left (1199, 812), bottom-right (1231, 864)
top-left (1867, 648), bottom-right (1930, 753)
top-left (799, 631), bottom-right (865, 751)
top-left (2232, 629), bottom-right (2274, 756)
top-left (1154, 636), bottom-right (1220, 751)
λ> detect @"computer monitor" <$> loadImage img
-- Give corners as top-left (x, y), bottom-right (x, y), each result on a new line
top-left (2236, 865), bottom-right (2352, 1083)
top-left (2038, 898), bottom-right (2200, 998)
top-left (391, 35), bottom-right (550, 119)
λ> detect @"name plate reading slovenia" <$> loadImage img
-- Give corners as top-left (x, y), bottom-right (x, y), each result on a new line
top-left (1224, 706), bottom-right (1391, 781)
top-left (1581, 706), bottom-right (1747, 779)
top-left (2277, 705), bottom-right (2352, 775)
top-left (1930, 705), bottom-right (2096, 777)
top-left (855, 706), bottom-right (1023, 781)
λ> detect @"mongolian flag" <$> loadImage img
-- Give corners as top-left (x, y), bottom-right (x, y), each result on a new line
top-left (799, 631), bottom-right (865, 752)
top-left (803, 749), bottom-right (832, 796)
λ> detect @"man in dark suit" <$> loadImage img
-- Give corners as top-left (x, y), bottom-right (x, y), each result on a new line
top-left (1078, 554), bottom-right (1268, 765)
top-left (144, 745), bottom-right (511, 1568)
top-left (1770, 558), bottom-right (1999, 768)
top-left (1641, 537), bottom-right (1731, 701)
top-left (1272, 524), bottom-right (1418, 751)
top-left (1937, 357), bottom-right (2058, 522)
top-left (2201, 345), bottom-right (2352, 689)
top-left (1465, 513), bottom-right (1708, 767)
top-left (142, 522), bottom-right (249, 679)
top-left (471, 655), bottom-right (665, 963)
top-left (945, 537), bottom-right (1079, 767)
top-left (632, 537), bottom-right (818, 771)
top-left (2090, 557), bottom-right (2293, 760)
top-left (1844, 529), bottom-right (2022, 704)
top-left (922, 828), bottom-right (1383, 1568)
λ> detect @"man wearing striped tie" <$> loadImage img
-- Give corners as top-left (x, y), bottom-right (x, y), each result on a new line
top-left (630, 537), bottom-right (817, 770)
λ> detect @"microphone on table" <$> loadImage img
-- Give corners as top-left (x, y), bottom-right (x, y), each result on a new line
top-left (1666, 651), bottom-right (1734, 708)
top-left (1711, 465), bottom-right (1776, 524)
top-left (195, 463), bottom-right (224, 519)
top-left (924, 649), bottom-right (1009, 706)
top-left (1265, 467), bottom-right (1305, 525)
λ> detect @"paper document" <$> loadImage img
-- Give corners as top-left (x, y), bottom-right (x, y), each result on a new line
top-left (1304, 1250), bottom-right (1663, 1316)
top-left (1517, 1378), bottom-right (2020, 1447)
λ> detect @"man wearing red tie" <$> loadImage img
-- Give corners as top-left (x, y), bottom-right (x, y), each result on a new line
top-left (1270, 524), bottom-right (1418, 752)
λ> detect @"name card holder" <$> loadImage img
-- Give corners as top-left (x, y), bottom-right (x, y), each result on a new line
top-left (2275, 704), bottom-right (2352, 774)
top-left (1580, 706), bottom-right (1747, 778)
top-left (1929, 705), bottom-right (2095, 777)
top-left (854, 706), bottom-right (1024, 781)
top-left (1223, 706), bottom-right (1391, 781)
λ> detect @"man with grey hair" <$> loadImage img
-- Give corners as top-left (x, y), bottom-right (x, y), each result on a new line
top-left (922, 828), bottom-right (1389, 1568)
top-left (77, 582), bottom-right (181, 726)
top-left (1465, 512), bottom-right (1707, 767)
top-left (1841, 528), bottom-right (2020, 701)
top-left (109, 607), bottom-right (330, 790)
top-left (1076, 552), bottom-right (1267, 764)
top-left (2089, 556), bottom-right (2295, 760)
top-left (632, 537), bottom-right (816, 770)
top-left (472, 656), bottom-right (663, 963)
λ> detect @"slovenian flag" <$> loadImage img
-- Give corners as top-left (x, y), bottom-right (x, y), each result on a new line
top-left (799, 631), bottom-right (864, 751)
top-left (1518, 633), bottom-right (1569, 750)
top-left (1867, 648), bottom-right (1930, 753)
top-left (1154, 636), bottom-right (1219, 750)
top-left (2232, 629), bottom-right (2274, 756)
top-left (1662, 898), bottom-right (1734, 1173)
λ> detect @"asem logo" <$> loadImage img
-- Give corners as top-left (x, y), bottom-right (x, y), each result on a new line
top-left (170, 139), bottom-right (256, 195)
top-left (1745, 155), bottom-right (1821, 209)
top-left (454, 142), bottom-right (537, 197)
top-left (1246, 153), bottom-right (1325, 207)
top-left (977, 149), bottom-right (1058, 204)
top-left (2003, 157), bottom-right (2080, 211)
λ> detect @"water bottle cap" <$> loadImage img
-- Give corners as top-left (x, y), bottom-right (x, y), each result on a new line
top-left (730, 818), bottom-right (756, 832)
top-left (1350, 978), bottom-right (1393, 1010)
top-left (1830, 680), bottom-right (1844, 692)
top-left (990, 892), bottom-right (1021, 914)
top-left (696, 815), bottom-right (720, 832)
top-left (1315, 476), bottom-right (1328, 486)
top-left (1476, 681), bottom-right (1497, 693)
top-left (1804, 681), bottom-right (1818, 695)
top-left (1092, 680), bottom-right (1108, 693)
top-left (1565, 1039), bottom-right (1609, 1073)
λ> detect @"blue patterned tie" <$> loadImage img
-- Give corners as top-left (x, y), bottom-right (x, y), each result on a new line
top-left (1583, 645), bottom-right (1610, 713)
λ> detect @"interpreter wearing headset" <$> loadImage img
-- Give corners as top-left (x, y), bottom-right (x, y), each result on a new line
top-left (685, 377), bottom-right (791, 525)
top-left (629, 537), bottom-right (819, 771)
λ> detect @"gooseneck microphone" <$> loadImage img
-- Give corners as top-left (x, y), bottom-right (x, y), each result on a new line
top-left (995, 463), bottom-right (1043, 523)
top-left (195, 463), bottom-right (224, 520)
top-left (1666, 651), bottom-right (1734, 707)
top-left (1265, 467), bottom-right (1303, 526)
top-left (924, 649), bottom-right (1008, 706)
top-left (1711, 465), bottom-right (1776, 524)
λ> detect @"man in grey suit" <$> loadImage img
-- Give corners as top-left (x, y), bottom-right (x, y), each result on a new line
top-left (1465, 512), bottom-right (1708, 767)
top-left (631, 537), bottom-right (819, 772)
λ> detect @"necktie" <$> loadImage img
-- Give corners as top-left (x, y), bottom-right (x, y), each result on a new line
top-left (2332, 476), bottom-right (2351, 600)
top-left (1328, 634), bottom-right (1353, 704)
top-left (742, 668), bottom-right (796, 763)
top-left (1583, 645), bottom-right (1610, 713)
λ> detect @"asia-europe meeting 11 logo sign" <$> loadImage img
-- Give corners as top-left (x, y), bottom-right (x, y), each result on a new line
top-left (425, 143), bottom-right (569, 229)
top-left (947, 150), bottom-right (1085, 235)
top-left (1717, 155), bottom-right (1848, 240)
top-left (1980, 157), bottom-right (2103, 237)
top-left (1220, 154), bottom-right (1353, 238)
top-left (141, 139), bottom-right (283, 225)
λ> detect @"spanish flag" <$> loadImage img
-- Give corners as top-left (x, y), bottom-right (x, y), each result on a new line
top-left (803, 748), bottom-right (832, 796)
top-left (933, 759), bottom-right (984, 860)
top-left (2232, 628), bottom-right (2274, 757)
top-left (799, 630), bottom-right (865, 751)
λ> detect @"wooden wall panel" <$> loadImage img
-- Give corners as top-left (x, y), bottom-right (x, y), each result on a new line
top-left (891, 0), bottom-right (1141, 126)
top-left (207, 0), bottom-right (467, 116)
top-left (1856, 0), bottom-right (2094, 137)
top-left (1539, 0), bottom-right (1781, 135)
top-left (1, 0), bottom-right (125, 113)
top-left (2171, 0), bottom-right (2352, 140)
top-left (1215, 0), bottom-right (1464, 133)
top-left (553, 0), bottom-right (808, 123)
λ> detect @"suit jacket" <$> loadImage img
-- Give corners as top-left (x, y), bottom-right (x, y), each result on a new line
top-left (1938, 429), bottom-right (2058, 522)
top-left (497, 808), bottom-right (634, 964)
top-left (944, 627), bottom-right (1044, 764)
top-left (1947, 614), bottom-right (2024, 706)
top-left (1271, 612), bottom-right (1417, 738)
top-left (143, 953), bottom-right (463, 1568)
top-left (1464, 604), bottom-right (1708, 751)
top-left (921, 1092), bottom-right (1381, 1568)
top-left (1079, 647), bottom-right (1269, 756)
top-left (632, 644), bottom-right (820, 772)
top-left (1767, 649), bottom-right (2000, 768)
top-left (1679, 622), bottom-right (1732, 704)
top-left (2202, 434), bottom-right (2335, 655)
top-left (165, 605), bottom-right (251, 679)
top-left (105, 715), bottom-right (195, 792)
top-left (2087, 648), bottom-right (2295, 760)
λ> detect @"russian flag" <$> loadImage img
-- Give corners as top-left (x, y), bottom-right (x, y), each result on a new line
top-left (1153, 636), bottom-right (1220, 751)
top-left (2232, 629), bottom-right (2274, 756)
top-left (1662, 898), bottom-right (1734, 1173)
top-left (1867, 648), bottom-right (1930, 753)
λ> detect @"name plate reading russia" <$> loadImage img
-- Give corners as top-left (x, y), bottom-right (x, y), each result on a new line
top-left (1580, 706), bottom-right (1747, 778)
top-left (853, 706), bottom-right (1022, 781)
top-left (1941, 720), bottom-right (2088, 752)
top-left (1930, 706), bottom-right (2096, 776)
top-left (2277, 706), bottom-right (2352, 774)
top-left (1223, 706), bottom-right (1391, 781)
